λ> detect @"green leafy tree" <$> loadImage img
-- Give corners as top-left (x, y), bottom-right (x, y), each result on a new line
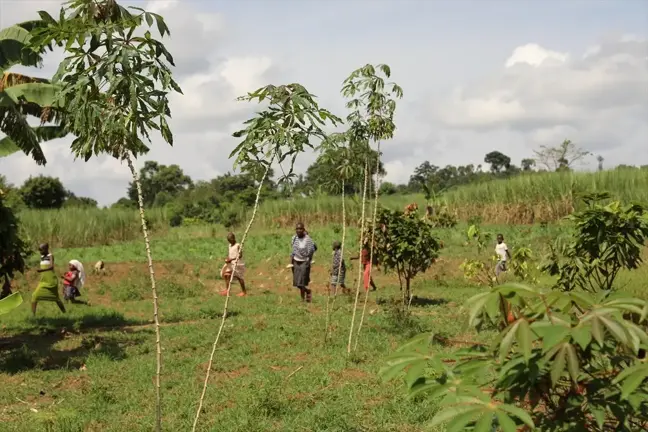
top-left (111, 197), bottom-right (136, 209)
top-left (364, 205), bottom-right (441, 306)
top-left (381, 284), bottom-right (648, 432)
top-left (379, 181), bottom-right (397, 195)
top-left (301, 145), bottom-right (385, 195)
top-left (192, 83), bottom-right (341, 432)
top-left (0, 21), bottom-right (67, 164)
top-left (0, 190), bottom-right (30, 287)
top-left (485, 150), bottom-right (512, 173)
top-left (29, 2), bottom-right (183, 429)
top-left (64, 192), bottom-right (98, 208)
top-left (521, 158), bottom-right (536, 171)
top-left (20, 175), bottom-right (66, 209)
top-left (0, 175), bottom-right (25, 209)
top-left (541, 193), bottom-right (648, 292)
top-left (126, 161), bottom-right (193, 207)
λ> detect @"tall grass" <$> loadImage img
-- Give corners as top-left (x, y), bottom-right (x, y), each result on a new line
top-left (240, 193), bottom-right (426, 228)
top-left (442, 170), bottom-right (648, 223)
top-left (243, 170), bottom-right (648, 226)
top-left (18, 206), bottom-right (168, 248)
top-left (17, 169), bottom-right (648, 248)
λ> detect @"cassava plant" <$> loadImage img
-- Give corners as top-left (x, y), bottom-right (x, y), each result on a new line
top-left (381, 283), bottom-right (648, 431)
top-left (363, 204), bottom-right (441, 308)
top-left (319, 133), bottom-right (353, 343)
top-left (460, 224), bottom-right (497, 287)
top-left (28, 2), bottom-right (181, 429)
top-left (541, 193), bottom-right (648, 293)
top-left (461, 225), bottom-right (536, 287)
top-left (192, 83), bottom-right (341, 431)
top-left (340, 64), bottom-right (403, 353)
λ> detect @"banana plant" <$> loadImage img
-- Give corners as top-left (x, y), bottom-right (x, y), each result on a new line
top-left (0, 21), bottom-right (67, 164)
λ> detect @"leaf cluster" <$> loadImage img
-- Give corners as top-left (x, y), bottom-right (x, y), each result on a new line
top-left (27, 0), bottom-right (182, 161)
top-left (342, 63), bottom-right (403, 142)
top-left (381, 284), bottom-right (648, 431)
top-left (0, 193), bottom-right (30, 281)
top-left (363, 205), bottom-right (441, 285)
top-left (541, 193), bottom-right (648, 292)
top-left (231, 83), bottom-right (342, 183)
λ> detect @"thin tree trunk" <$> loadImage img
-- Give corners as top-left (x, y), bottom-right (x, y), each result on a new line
top-left (192, 158), bottom-right (273, 432)
top-left (125, 154), bottom-right (162, 432)
top-left (347, 160), bottom-right (369, 355)
top-left (324, 180), bottom-right (346, 343)
top-left (405, 277), bottom-right (411, 308)
top-left (354, 142), bottom-right (382, 351)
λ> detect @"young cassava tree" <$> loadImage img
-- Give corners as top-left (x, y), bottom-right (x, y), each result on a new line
top-left (542, 193), bottom-right (648, 293)
top-left (29, 2), bottom-right (182, 429)
top-left (192, 83), bottom-right (341, 432)
top-left (365, 205), bottom-right (441, 307)
top-left (340, 63), bottom-right (403, 353)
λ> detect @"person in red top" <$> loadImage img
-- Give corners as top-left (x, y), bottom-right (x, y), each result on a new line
top-left (350, 243), bottom-right (377, 291)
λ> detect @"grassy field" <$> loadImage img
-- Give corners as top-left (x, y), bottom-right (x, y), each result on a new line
top-left (2, 221), bottom-right (647, 432)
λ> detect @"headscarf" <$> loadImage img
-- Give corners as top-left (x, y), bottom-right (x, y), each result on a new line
top-left (69, 260), bottom-right (85, 289)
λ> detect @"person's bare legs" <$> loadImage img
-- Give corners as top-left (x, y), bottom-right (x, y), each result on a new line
top-left (237, 277), bottom-right (247, 296)
top-left (220, 274), bottom-right (231, 295)
top-left (299, 287), bottom-right (306, 301)
top-left (56, 300), bottom-right (66, 313)
top-left (370, 277), bottom-right (377, 291)
top-left (31, 302), bottom-right (37, 316)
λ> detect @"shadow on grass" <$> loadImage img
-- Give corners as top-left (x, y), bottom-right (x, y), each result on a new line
top-left (0, 329), bottom-right (151, 374)
top-left (409, 296), bottom-right (449, 307)
top-left (0, 309), bottom-right (152, 374)
top-left (376, 296), bottom-right (449, 308)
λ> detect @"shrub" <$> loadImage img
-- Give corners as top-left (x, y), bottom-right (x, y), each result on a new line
top-left (541, 193), bottom-right (648, 292)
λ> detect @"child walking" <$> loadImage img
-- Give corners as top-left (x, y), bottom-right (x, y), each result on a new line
top-left (350, 242), bottom-right (377, 292)
top-left (220, 232), bottom-right (247, 297)
top-left (495, 234), bottom-right (511, 276)
top-left (329, 241), bottom-right (347, 295)
top-left (62, 260), bottom-right (87, 304)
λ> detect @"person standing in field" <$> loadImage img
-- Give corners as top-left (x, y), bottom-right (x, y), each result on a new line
top-left (495, 234), bottom-right (511, 276)
top-left (31, 243), bottom-right (66, 316)
top-left (350, 241), bottom-right (377, 291)
top-left (220, 232), bottom-right (247, 297)
top-left (330, 241), bottom-right (347, 295)
top-left (290, 222), bottom-right (317, 303)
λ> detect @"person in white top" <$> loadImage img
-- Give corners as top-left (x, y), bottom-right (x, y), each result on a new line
top-left (495, 234), bottom-right (511, 276)
top-left (220, 232), bottom-right (247, 297)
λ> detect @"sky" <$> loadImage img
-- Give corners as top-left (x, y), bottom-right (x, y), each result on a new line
top-left (1, 0), bottom-right (647, 206)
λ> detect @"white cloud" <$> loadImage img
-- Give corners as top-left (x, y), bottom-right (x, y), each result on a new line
top-left (432, 36), bottom-right (648, 168)
top-left (1, 1), bottom-right (647, 205)
top-left (505, 44), bottom-right (569, 68)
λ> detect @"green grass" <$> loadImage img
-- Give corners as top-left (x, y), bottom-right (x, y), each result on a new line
top-left (17, 207), bottom-right (169, 248)
top-left (2, 222), bottom-right (647, 431)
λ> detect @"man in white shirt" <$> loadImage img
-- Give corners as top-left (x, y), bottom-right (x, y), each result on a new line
top-left (495, 234), bottom-right (511, 276)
